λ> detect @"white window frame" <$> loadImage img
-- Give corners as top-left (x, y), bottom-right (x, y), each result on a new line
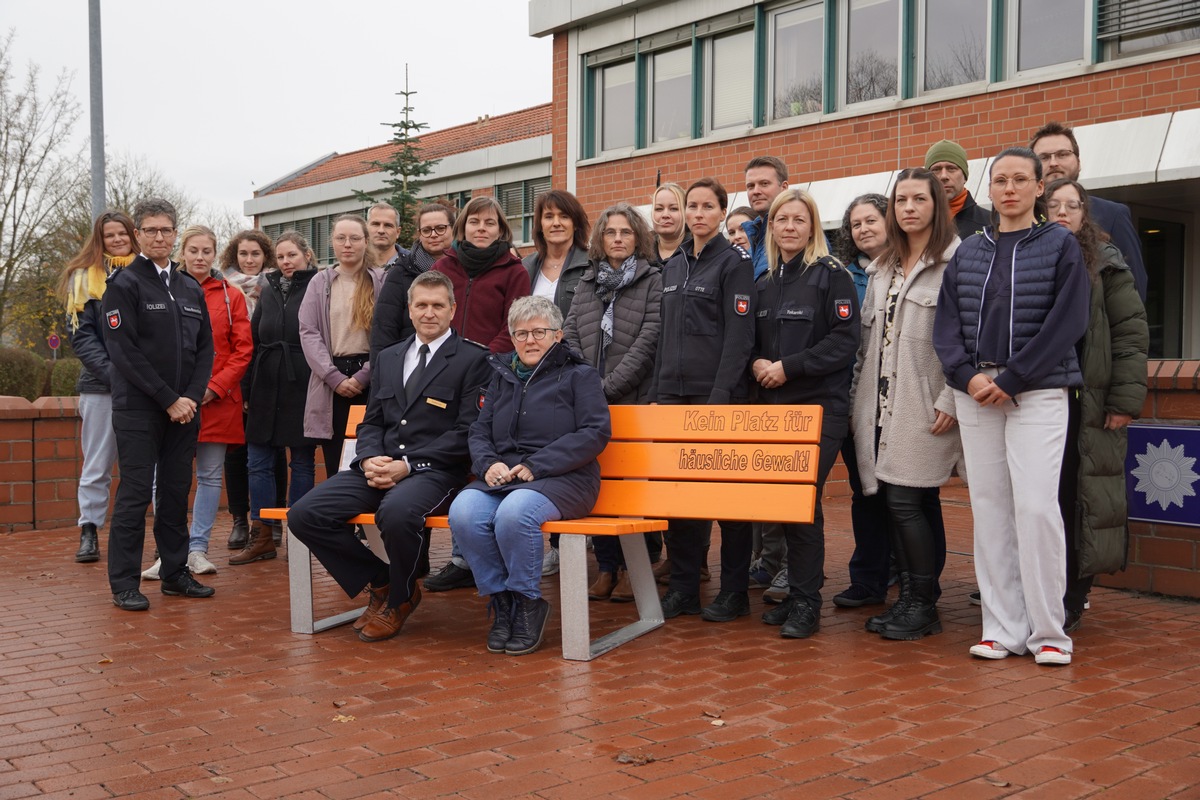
top-left (838, 0), bottom-right (904, 109)
top-left (917, 0), bottom-right (992, 95)
top-left (1007, 0), bottom-right (1092, 78)
top-left (768, 0), bottom-right (826, 124)
top-left (704, 27), bottom-right (756, 135)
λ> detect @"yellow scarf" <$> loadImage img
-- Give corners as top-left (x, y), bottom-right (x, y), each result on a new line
top-left (66, 252), bottom-right (135, 331)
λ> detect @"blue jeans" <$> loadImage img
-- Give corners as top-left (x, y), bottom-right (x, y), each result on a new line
top-left (248, 442), bottom-right (316, 521)
top-left (448, 488), bottom-right (561, 599)
top-left (189, 442), bottom-right (227, 552)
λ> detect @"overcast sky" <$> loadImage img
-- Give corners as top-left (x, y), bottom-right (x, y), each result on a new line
top-left (3, 0), bottom-right (552, 220)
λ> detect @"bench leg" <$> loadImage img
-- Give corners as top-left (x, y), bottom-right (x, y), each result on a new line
top-left (558, 534), bottom-right (592, 661)
top-left (557, 533), bottom-right (665, 662)
top-left (287, 523), bottom-right (378, 635)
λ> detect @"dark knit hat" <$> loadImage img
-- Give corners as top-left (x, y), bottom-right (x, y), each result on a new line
top-left (924, 140), bottom-right (969, 177)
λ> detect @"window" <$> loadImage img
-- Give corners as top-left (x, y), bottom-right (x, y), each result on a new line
top-left (771, 3), bottom-right (824, 120)
top-left (1100, 0), bottom-right (1200, 55)
top-left (649, 47), bottom-right (692, 143)
top-left (922, 0), bottom-right (988, 91)
top-left (497, 177), bottom-right (551, 244)
top-left (845, 0), bottom-right (900, 104)
top-left (599, 61), bottom-right (635, 151)
top-left (1015, 0), bottom-right (1086, 71)
top-left (708, 29), bottom-right (754, 131)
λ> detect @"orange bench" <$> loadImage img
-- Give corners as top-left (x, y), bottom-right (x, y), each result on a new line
top-left (266, 403), bottom-right (823, 660)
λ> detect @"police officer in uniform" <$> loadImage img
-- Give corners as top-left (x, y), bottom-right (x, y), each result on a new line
top-left (752, 188), bottom-right (860, 639)
top-left (103, 198), bottom-right (215, 611)
top-left (286, 271), bottom-right (491, 642)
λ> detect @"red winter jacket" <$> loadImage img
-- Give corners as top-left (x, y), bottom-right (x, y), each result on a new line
top-left (433, 247), bottom-right (531, 352)
top-left (195, 272), bottom-right (253, 444)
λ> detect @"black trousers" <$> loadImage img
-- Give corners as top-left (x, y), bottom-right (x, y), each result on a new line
top-left (287, 467), bottom-right (460, 608)
top-left (107, 409), bottom-right (198, 593)
top-left (842, 430), bottom-right (891, 596)
top-left (783, 414), bottom-right (849, 611)
top-left (321, 392), bottom-right (368, 478)
top-left (1059, 391), bottom-right (1094, 614)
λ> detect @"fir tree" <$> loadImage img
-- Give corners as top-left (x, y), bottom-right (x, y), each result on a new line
top-left (353, 66), bottom-right (439, 247)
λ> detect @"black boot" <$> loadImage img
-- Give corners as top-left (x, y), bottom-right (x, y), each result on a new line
top-left (75, 523), bottom-right (99, 563)
top-left (505, 593), bottom-right (551, 656)
top-left (486, 591), bottom-right (514, 654)
top-left (226, 515), bottom-right (249, 550)
top-left (880, 574), bottom-right (941, 640)
top-left (866, 572), bottom-right (912, 634)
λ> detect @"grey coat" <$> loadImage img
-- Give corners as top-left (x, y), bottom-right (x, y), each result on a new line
top-left (851, 242), bottom-right (966, 494)
top-left (562, 258), bottom-right (662, 404)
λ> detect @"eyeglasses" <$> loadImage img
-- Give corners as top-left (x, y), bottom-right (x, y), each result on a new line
top-left (1048, 200), bottom-right (1082, 212)
top-left (602, 228), bottom-right (635, 239)
top-left (139, 227), bottom-right (175, 238)
top-left (332, 235), bottom-right (365, 244)
top-left (511, 327), bottom-right (558, 342)
top-left (420, 224), bottom-right (451, 237)
top-left (1038, 150), bottom-right (1077, 163)
top-left (990, 176), bottom-right (1034, 190)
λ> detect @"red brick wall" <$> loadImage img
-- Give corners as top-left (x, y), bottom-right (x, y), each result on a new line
top-left (551, 39), bottom-right (1200, 217)
top-left (0, 397), bottom-right (84, 532)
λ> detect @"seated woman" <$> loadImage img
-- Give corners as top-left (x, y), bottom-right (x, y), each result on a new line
top-left (448, 296), bottom-right (611, 657)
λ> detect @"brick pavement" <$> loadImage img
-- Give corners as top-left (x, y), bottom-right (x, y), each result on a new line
top-left (2, 494), bottom-right (1199, 799)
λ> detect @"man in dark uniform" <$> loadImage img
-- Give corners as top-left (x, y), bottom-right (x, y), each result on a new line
top-left (103, 198), bottom-right (215, 610)
top-left (286, 270), bottom-right (490, 642)
top-left (925, 140), bottom-right (992, 241)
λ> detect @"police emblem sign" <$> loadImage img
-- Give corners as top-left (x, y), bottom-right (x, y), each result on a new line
top-left (1125, 424), bottom-right (1200, 528)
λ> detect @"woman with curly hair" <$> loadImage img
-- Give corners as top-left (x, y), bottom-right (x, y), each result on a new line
top-left (58, 209), bottom-right (139, 564)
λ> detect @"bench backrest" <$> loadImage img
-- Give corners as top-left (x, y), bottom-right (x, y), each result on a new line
top-left (344, 403), bottom-right (823, 524)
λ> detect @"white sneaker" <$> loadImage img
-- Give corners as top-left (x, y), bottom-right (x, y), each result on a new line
top-left (542, 546), bottom-right (560, 576)
top-left (1034, 646), bottom-right (1072, 666)
top-left (969, 640), bottom-right (1010, 660)
top-left (188, 551), bottom-right (218, 575)
top-left (141, 558), bottom-right (161, 581)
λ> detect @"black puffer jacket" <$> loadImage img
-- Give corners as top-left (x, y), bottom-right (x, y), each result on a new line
top-left (562, 258), bottom-right (662, 404)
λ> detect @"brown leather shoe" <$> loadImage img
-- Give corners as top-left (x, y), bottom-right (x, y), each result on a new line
top-left (229, 524), bottom-right (277, 565)
top-left (588, 571), bottom-right (616, 601)
top-left (359, 584), bottom-right (421, 642)
top-left (653, 558), bottom-right (671, 586)
top-left (353, 584), bottom-right (389, 631)
top-left (610, 568), bottom-right (634, 603)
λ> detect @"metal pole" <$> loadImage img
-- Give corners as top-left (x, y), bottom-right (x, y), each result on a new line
top-left (88, 0), bottom-right (106, 220)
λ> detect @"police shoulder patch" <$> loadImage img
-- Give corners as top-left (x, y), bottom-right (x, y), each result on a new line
top-left (734, 294), bottom-right (750, 316)
top-left (106, 309), bottom-right (121, 329)
top-left (835, 299), bottom-right (853, 320)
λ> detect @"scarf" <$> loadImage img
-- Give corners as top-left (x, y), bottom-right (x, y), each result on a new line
top-left (948, 189), bottom-right (968, 219)
top-left (595, 255), bottom-right (638, 354)
top-left (66, 252), bottom-right (134, 331)
top-left (510, 353), bottom-right (536, 382)
top-left (410, 244), bottom-right (439, 274)
top-left (456, 239), bottom-right (509, 278)
top-left (278, 274), bottom-right (293, 302)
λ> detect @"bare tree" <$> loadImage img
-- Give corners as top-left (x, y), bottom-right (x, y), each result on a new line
top-left (774, 75), bottom-right (823, 119)
top-left (925, 32), bottom-right (987, 91)
top-left (0, 32), bottom-right (84, 341)
top-left (845, 50), bottom-right (897, 105)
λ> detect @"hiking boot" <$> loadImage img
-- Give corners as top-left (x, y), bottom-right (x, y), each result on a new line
top-left (506, 594), bottom-right (551, 656)
top-left (701, 591), bottom-right (751, 622)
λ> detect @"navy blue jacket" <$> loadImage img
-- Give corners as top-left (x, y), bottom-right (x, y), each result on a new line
top-left (752, 255), bottom-right (860, 415)
top-left (652, 235), bottom-right (756, 403)
top-left (1091, 196), bottom-right (1147, 301)
top-left (740, 216), bottom-right (770, 281)
top-left (466, 343), bottom-right (611, 519)
top-left (102, 256), bottom-right (214, 412)
top-left (68, 296), bottom-right (112, 394)
top-left (934, 221), bottom-right (1089, 396)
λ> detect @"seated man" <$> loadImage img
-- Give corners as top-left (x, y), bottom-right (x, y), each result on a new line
top-left (287, 270), bottom-right (490, 642)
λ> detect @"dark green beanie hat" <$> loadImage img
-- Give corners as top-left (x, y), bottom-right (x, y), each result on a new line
top-left (924, 140), bottom-right (969, 177)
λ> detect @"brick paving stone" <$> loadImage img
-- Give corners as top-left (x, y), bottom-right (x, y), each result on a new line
top-left (1, 508), bottom-right (1199, 799)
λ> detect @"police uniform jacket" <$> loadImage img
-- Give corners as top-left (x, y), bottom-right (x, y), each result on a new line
top-left (752, 254), bottom-right (860, 415)
top-left (352, 331), bottom-right (491, 482)
top-left (101, 255), bottom-right (214, 412)
top-left (652, 235), bottom-right (755, 403)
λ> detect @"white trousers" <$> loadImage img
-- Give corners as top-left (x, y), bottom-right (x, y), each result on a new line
top-left (77, 392), bottom-right (118, 528)
top-left (954, 385), bottom-right (1072, 655)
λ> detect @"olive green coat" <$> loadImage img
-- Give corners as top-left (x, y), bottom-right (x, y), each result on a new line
top-left (1072, 243), bottom-right (1149, 576)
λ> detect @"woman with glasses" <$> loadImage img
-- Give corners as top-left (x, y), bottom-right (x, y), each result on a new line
top-left (563, 202), bottom-right (663, 601)
top-left (299, 214), bottom-right (384, 481)
top-left (1045, 178), bottom-right (1148, 633)
top-left (370, 202), bottom-right (458, 361)
top-left (850, 170), bottom-right (962, 641)
top-left (652, 177), bottom-right (756, 623)
top-left (934, 147), bottom-right (1090, 666)
top-left (433, 196), bottom-right (531, 354)
top-left (143, 226), bottom-right (252, 578)
top-left (218, 229), bottom-right (282, 550)
top-left (449, 295), bottom-right (610, 656)
top-left (58, 209), bottom-right (138, 564)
